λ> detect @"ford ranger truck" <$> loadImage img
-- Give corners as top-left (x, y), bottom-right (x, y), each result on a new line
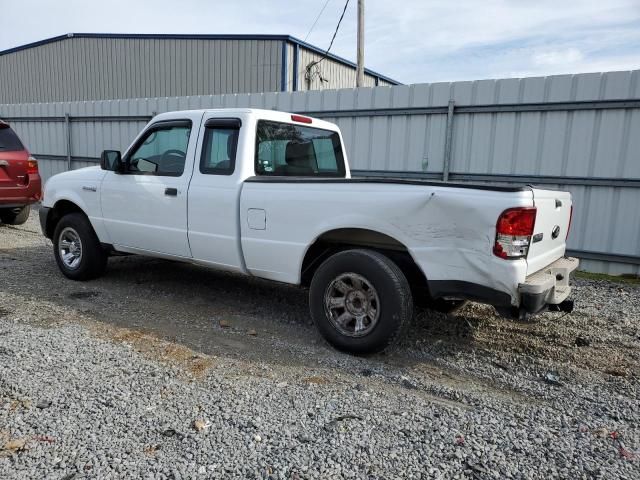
top-left (38, 109), bottom-right (578, 354)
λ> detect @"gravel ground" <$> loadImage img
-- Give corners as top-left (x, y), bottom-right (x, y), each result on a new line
top-left (1, 211), bottom-right (639, 479)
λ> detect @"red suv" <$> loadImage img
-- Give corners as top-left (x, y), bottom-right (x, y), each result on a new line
top-left (0, 120), bottom-right (41, 225)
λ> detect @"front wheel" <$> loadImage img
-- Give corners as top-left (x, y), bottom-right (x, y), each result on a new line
top-left (53, 213), bottom-right (107, 280)
top-left (309, 249), bottom-right (413, 354)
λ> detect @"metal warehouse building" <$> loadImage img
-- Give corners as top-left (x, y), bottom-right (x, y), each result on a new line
top-left (0, 33), bottom-right (399, 104)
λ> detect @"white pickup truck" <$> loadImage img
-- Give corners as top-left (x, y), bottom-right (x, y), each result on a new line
top-left (39, 108), bottom-right (578, 353)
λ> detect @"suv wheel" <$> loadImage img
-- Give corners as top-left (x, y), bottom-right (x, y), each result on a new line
top-left (53, 213), bottom-right (107, 280)
top-left (309, 249), bottom-right (413, 354)
top-left (0, 205), bottom-right (30, 225)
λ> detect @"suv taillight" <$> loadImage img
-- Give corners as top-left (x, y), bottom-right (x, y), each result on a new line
top-left (27, 156), bottom-right (38, 175)
top-left (493, 207), bottom-right (537, 259)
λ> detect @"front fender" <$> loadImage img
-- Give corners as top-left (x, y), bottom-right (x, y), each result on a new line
top-left (43, 169), bottom-right (108, 242)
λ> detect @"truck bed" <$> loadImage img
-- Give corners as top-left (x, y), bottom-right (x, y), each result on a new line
top-left (244, 175), bottom-right (529, 193)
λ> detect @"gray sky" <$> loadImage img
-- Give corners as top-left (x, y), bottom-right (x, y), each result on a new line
top-left (1, 0), bottom-right (639, 84)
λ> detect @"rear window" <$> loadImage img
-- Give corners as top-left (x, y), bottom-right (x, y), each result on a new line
top-left (255, 120), bottom-right (345, 177)
top-left (0, 126), bottom-right (24, 151)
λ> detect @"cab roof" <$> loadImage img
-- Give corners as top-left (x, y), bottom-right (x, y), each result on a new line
top-left (152, 108), bottom-right (340, 132)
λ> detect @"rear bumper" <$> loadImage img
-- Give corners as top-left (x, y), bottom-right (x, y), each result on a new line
top-left (428, 256), bottom-right (579, 318)
top-left (518, 256), bottom-right (579, 313)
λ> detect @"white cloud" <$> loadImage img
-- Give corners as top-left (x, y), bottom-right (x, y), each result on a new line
top-left (533, 48), bottom-right (584, 67)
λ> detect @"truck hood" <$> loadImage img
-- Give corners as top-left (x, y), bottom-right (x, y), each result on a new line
top-left (45, 165), bottom-right (106, 185)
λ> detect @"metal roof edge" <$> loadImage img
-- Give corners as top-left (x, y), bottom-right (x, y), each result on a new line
top-left (0, 33), bottom-right (292, 56)
top-left (0, 33), bottom-right (402, 85)
top-left (0, 33), bottom-right (73, 56)
top-left (284, 35), bottom-right (401, 85)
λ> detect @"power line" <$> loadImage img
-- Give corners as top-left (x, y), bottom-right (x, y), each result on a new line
top-left (313, 0), bottom-right (351, 68)
top-left (303, 0), bottom-right (332, 42)
top-left (303, 0), bottom-right (351, 85)
top-left (284, 0), bottom-right (352, 91)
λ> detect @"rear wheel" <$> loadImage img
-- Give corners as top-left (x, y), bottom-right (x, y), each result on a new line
top-left (53, 213), bottom-right (107, 280)
top-left (0, 205), bottom-right (30, 225)
top-left (309, 249), bottom-right (413, 354)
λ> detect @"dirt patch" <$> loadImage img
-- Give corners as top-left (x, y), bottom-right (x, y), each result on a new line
top-left (466, 311), bottom-right (640, 378)
top-left (409, 361), bottom-right (538, 405)
top-left (68, 291), bottom-right (101, 300)
top-left (87, 322), bottom-right (216, 379)
top-left (304, 375), bottom-right (330, 385)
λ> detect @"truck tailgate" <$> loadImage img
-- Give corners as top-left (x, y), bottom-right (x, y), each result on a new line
top-left (527, 188), bottom-right (573, 275)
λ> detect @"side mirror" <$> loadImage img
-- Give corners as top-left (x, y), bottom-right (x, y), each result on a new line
top-left (100, 150), bottom-right (123, 172)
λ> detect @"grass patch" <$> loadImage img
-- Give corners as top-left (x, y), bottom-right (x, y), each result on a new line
top-left (575, 270), bottom-right (640, 285)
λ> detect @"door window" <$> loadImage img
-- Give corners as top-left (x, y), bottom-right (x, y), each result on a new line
top-left (200, 127), bottom-right (239, 175)
top-left (126, 122), bottom-right (192, 176)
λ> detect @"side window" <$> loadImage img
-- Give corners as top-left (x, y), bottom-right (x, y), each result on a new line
top-left (126, 123), bottom-right (191, 176)
top-left (255, 120), bottom-right (345, 177)
top-left (200, 126), bottom-right (239, 175)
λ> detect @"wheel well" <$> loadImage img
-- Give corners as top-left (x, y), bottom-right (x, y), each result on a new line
top-left (300, 228), bottom-right (429, 296)
top-left (45, 200), bottom-right (85, 239)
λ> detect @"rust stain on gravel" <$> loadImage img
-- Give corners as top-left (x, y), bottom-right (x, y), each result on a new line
top-left (304, 375), bottom-right (330, 385)
top-left (87, 323), bottom-right (215, 379)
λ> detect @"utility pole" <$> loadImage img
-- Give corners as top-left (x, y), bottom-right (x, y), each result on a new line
top-left (356, 0), bottom-right (365, 87)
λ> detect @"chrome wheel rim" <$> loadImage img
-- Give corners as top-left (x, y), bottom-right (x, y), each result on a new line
top-left (58, 227), bottom-right (83, 270)
top-left (324, 272), bottom-right (380, 337)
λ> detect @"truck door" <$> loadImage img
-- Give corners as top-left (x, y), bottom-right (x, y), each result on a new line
top-left (187, 116), bottom-right (245, 272)
top-left (100, 115), bottom-right (201, 257)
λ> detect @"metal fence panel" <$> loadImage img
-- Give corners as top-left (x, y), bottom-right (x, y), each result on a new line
top-left (2, 70), bottom-right (639, 275)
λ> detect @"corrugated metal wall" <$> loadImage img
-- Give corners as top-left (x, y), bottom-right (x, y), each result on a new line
top-left (2, 70), bottom-right (639, 275)
top-left (0, 37), bottom-right (284, 103)
top-left (0, 35), bottom-right (398, 103)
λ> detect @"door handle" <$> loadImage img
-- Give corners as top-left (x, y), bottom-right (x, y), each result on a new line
top-left (164, 187), bottom-right (178, 196)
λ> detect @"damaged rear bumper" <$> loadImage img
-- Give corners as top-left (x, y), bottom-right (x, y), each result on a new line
top-left (518, 256), bottom-right (579, 314)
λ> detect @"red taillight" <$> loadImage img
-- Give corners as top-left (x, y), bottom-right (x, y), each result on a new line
top-left (566, 205), bottom-right (573, 241)
top-left (493, 207), bottom-right (537, 259)
top-left (27, 156), bottom-right (38, 175)
top-left (496, 207), bottom-right (537, 235)
top-left (291, 114), bottom-right (313, 124)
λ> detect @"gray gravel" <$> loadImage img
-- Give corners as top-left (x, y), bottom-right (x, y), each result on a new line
top-left (1, 211), bottom-right (639, 479)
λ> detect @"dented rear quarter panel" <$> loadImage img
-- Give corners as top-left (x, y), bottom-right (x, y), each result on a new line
top-left (240, 181), bottom-right (534, 303)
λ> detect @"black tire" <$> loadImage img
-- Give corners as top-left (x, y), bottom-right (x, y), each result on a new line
top-left (309, 249), bottom-right (413, 354)
top-left (53, 213), bottom-right (107, 280)
top-left (0, 205), bottom-right (30, 225)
